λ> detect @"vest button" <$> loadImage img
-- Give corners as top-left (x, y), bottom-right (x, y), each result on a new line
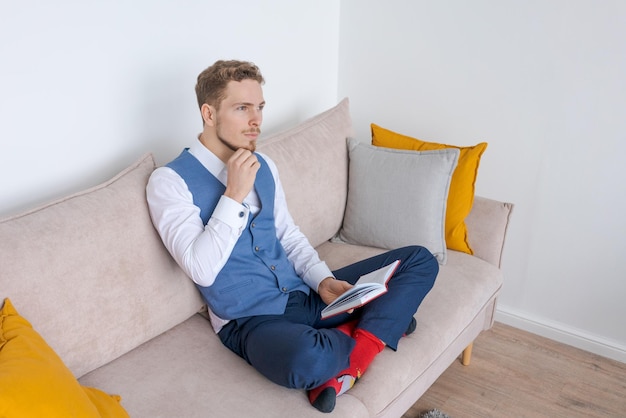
top-left (255, 246), bottom-right (260, 252)
top-left (282, 287), bottom-right (288, 292)
top-left (251, 222), bottom-right (255, 228)
top-left (271, 265), bottom-right (276, 270)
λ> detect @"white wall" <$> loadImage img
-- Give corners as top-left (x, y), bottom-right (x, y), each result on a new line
top-left (0, 1), bottom-right (340, 216)
top-left (3, 0), bottom-right (625, 364)
top-left (339, 0), bottom-right (626, 362)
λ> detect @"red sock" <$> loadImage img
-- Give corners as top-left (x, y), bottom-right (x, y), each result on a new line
top-left (346, 328), bottom-right (385, 381)
top-left (308, 328), bottom-right (384, 412)
top-left (336, 319), bottom-right (358, 337)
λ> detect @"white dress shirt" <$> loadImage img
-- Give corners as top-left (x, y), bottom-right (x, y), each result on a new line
top-left (146, 139), bottom-right (333, 332)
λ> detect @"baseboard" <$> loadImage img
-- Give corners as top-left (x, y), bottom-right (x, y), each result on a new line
top-left (495, 305), bottom-right (626, 364)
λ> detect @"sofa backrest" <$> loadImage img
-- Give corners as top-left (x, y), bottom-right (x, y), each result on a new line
top-left (0, 99), bottom-right (354, 378)
top-left (258, 98), bottom-right (354, 248)
top-left (0, 153), bottom-right (204, 378)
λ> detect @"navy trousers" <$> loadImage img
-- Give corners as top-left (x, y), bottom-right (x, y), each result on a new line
top-left (218, 245), bottom-right (438, 390)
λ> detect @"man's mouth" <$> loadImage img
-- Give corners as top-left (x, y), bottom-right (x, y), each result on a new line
top-left (244, 129), bottom-right (261, 139)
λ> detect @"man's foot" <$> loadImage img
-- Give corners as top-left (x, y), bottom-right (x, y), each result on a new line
top-left (404, 317), bottom-right (417, 336)
top-left (308, 328), bottom-right (383, 412)
top-left (308, 374), bottom-right (356, 413)
top-left (309, 386), bottom-right (336, 413)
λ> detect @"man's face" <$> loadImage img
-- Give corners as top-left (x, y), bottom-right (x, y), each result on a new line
top-left (213, 79), bottom-right (265, 153)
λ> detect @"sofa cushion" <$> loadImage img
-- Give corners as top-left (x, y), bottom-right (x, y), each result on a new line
top-left (0, 298), bottom-right (129, 417)
top-left (0, 153), bottom-right (203, 378)
top-left (371, 123), bottom-right (488, 255)
top-left (338, 139), bottom-right (459, 264)
top-left (78, 314), bottom-right (369, 418)
top-left (258, 98), bottom-right (354, 248)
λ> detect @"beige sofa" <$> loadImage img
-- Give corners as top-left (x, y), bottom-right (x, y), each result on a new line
top-left (0, 99), bottom-right (513, 417)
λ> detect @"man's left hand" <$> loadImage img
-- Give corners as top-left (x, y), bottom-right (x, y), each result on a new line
top-left (318, 277), bottom-right (354, 307)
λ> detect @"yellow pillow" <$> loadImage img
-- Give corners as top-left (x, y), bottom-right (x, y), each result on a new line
top-left (0, 298), bottom-right (130, 418)
top-left (371, 123), bottom-right (487, 255)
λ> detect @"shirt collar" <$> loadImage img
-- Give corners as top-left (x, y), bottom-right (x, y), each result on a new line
top-left (188, 137), bottom-right (227, 184)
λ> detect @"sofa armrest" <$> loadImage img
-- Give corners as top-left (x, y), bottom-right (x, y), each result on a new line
top-left (465, 196), bottom-right (514, 268)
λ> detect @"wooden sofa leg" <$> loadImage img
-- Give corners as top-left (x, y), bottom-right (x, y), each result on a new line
top-left (461, 343), bottom-right (473, 366)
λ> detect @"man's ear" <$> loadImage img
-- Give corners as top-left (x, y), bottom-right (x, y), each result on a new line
top-left (201, 104), bottom-right (216, 127)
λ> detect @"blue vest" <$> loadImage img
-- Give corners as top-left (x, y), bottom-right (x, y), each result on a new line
top-left (166, 149), bottom-right (310, 320)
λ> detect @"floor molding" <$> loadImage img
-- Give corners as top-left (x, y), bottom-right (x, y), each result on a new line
top-left (495, 305), bottom-right (626, 363)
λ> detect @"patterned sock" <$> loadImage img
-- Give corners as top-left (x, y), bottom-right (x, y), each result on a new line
top-left (308, 328), bottom-right (385, 413)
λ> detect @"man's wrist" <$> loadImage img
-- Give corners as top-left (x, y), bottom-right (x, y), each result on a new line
top-left (305, 263), bottom-right (334, 291)
top-left (213, 196), bottom-right (248, 231)
top-left (318, 276), bottom-right (335, 293)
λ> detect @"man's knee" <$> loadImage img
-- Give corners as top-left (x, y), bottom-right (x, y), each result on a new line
top-left (283, 329), bottom-right (353, 389)
top-left (404, 245), bottom-right (439, 274)
top-left (249, 327), bottom-right (353, 390)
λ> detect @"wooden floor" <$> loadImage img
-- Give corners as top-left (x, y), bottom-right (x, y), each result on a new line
top-left (403, 322), bottom-right (626, 418)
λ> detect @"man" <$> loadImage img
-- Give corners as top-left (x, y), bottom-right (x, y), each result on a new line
top-left (146, 60), bottom-right (439, 413)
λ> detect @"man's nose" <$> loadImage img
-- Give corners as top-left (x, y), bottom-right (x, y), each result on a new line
top-left (250, 109), bottom-right (262, 126)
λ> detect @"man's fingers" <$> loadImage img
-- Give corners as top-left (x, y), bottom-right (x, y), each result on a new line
top-left (230, 149), bottom-right (259, 169)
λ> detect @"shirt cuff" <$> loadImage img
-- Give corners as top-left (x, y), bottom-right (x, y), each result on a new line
top-left (304, 262), bottom-right (334, 293)
top-left (211, 195), bottom-right (249, 234)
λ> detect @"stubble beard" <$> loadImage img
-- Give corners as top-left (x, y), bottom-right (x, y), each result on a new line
top-left (218, 135), bottom-right (257, 153)
top-left (215, 120), bottom-right (259, 153)
top-left (217, 134), bottom-right (255, 153)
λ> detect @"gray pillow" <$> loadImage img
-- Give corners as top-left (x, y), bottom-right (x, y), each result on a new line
top-left (338, 139), bottom-right (459, 264)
